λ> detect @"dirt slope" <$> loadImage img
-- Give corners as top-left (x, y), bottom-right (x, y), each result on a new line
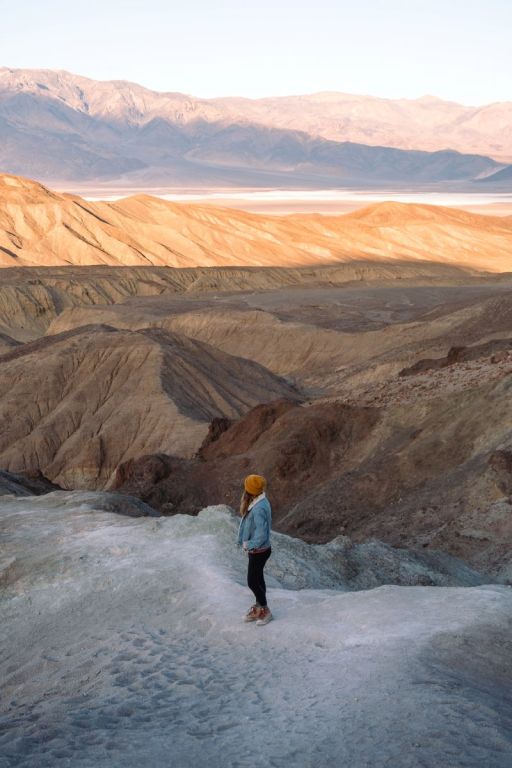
top-left (45, 288), bottom-right (512, 397)
top-left (0, 325), bottom-right (298, 488)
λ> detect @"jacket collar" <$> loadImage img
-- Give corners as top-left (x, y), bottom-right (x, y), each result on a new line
top-left (248, 491), bottom-right (266, 511)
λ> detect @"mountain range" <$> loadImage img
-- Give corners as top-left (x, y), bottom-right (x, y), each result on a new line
top-left (1, 68), bottom-right (511, 188)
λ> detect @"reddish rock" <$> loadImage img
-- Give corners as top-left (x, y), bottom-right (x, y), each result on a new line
top-left (490, 351), bottom-right (509, 364)
top-left (400, 339), bottom-right (512, 377)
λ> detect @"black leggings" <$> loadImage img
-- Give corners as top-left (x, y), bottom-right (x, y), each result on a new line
top-left (247, 548), bottom-right (271, 607)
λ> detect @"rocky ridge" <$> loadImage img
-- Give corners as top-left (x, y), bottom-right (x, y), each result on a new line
top-left (0, 325), bottom-right (298, 488)
top-left (2, 175), bottom-right (512, 272)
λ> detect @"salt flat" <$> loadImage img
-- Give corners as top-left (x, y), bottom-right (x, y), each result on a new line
top-left (77, 188), bottom-right (512, 216)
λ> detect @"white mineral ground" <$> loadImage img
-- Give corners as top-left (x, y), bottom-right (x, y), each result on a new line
top-left (1, 494), bottom-right (511, 768)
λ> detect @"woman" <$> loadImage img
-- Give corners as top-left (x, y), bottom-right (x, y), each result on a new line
top-left (237, 474), bottom-right (272, 625)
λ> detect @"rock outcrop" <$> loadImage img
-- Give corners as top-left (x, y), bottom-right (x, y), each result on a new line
top-left (112, 370), bottom-right (512, 581)
top-left (0, 469), bottom-right (60, 497)
top-left (399, 339), bottom-right (512, 376)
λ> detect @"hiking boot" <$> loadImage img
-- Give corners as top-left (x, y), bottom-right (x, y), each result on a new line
top-left (244, 604), bottom-right (260, 622)
top-left (256, 607), bottom-right (273, 626)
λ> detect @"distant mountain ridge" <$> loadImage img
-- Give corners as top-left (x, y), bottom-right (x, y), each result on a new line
top-left (216, 92), bottom-right (512, 161)
top-left (0, 68), bottom-right (510, 188)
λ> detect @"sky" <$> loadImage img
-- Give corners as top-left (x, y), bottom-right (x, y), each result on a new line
top-left (1, 0), bottom-right (511, 104)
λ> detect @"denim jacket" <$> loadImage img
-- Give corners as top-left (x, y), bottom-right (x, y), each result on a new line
top-left (237, 494), bottom-right (272, 551)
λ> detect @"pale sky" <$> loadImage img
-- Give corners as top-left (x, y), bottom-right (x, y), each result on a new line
top-left (1, 0), bottom-right (511, 104)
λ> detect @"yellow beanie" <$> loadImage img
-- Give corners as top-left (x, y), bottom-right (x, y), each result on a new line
top-left (244, 474), bottom-right (266, 496)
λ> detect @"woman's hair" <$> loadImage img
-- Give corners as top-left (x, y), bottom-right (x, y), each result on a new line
top-left (239, 490), bottom-right (254, 518)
